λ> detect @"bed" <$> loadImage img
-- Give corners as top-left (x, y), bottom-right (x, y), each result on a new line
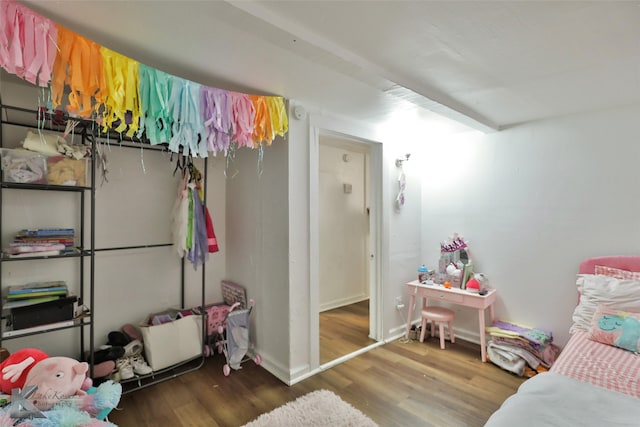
top-left (485, 256), bottom-right (640, 427)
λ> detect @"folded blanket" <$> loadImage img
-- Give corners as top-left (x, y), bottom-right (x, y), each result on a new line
top-left (490, 335), bottom-right (560, 367)
top-left (487, 341), bottom-right (527, 376)
top-left (487, 320), bottom-right (553, 350)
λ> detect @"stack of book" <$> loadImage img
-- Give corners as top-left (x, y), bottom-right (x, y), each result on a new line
top-left (3, 281), bottom-right (69, 309)
top-left (3, 281), bottom-right (78, 336)
top-left (3, 228), bottom-right (77, 257)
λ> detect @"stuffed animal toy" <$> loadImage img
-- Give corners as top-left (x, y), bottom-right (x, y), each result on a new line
top-left (24, 357), bottom-right (91, 411)
top-left (0, 376), bottom-right (121, 426)
top-left (0, 404), bottom-right (117, 426)
top-left (0, 349), bottom-right (121, 425)
top-left (0, 380), bottom-right (121, 426)
top-left (0, 348), bottom-right (49, 394)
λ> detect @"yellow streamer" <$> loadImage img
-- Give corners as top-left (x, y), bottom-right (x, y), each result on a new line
top-left (100, 47), bottom-right (141, 137)
top-left (266, 96), bottom-right (288, 139)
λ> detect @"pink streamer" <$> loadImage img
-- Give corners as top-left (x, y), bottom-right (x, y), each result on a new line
top-left (229, 92), bottom-right (256, 149)
top-left (0, 1), bottom-right (58, 87)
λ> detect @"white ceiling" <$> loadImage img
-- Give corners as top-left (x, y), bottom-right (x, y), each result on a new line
top-left (18, 1), bottom-right (640, 133)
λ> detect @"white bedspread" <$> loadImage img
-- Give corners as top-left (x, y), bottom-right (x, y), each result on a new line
top-left (485, 372), bottom-right (640, 427)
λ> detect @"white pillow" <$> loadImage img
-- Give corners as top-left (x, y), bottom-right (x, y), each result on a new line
top-left (571, 274), bottom-right (640, 334)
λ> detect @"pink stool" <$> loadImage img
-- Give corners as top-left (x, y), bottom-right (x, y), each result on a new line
top-left (419, 306), bottom-right (455, 349)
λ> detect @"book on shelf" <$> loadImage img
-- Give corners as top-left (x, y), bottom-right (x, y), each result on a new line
top-left (6, 243), bottom-right (67, 253)
top-left (4, 248), bottom-right (79, 258)
top-left (6, 289), bottom-right (67, 299)
top-left (12, 237), bottom-right (75, 244)
top-left (2, 295), bottom-right (64, 310)
top-left (16, 228), bottom-right (75, 237)
top-left (7, 281), bottom-right (68, 295)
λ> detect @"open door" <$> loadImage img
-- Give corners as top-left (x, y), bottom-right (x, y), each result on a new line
top-left (317, 134), bottom-right (377, 364)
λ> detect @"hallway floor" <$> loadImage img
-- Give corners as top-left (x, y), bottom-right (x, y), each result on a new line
top-left (319, 299), bottom-right (376, 364)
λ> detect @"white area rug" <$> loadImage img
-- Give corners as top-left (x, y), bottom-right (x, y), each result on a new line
top-left (242, 389), bottom-right (378, 427)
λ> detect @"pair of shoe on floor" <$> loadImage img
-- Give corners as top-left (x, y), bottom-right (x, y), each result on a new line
top-left (109, 323), bottom-right (152, 381)
top-left (113, 339), bottom-right (152, 380)
top-left (92, 323), bottom-right (152, 381)
top-left (91, 323), bottom-right (141, 363)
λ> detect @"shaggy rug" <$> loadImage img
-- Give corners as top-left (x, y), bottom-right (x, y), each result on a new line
top-left (242, 389), bottom-right (378, 427)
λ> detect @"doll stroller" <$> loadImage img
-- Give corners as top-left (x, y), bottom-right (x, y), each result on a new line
top-left (217, 300), bottom-right (261, 376)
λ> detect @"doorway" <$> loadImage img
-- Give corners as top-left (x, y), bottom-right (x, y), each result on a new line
top-left (318, 134), bottom-right (377, 364)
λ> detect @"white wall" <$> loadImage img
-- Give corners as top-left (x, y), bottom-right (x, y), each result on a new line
top-left (419, 103), bottom-right (640, 347)
top-left (225, 135), bottom-right (290, 381)
top-left (284, 106), bottom-right (427, 384)
top-left (318, 138), bottom-right (369, 311)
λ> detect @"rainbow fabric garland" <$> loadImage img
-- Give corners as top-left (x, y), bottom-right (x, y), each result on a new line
top-left (0, 0), bottom-right (288, 158)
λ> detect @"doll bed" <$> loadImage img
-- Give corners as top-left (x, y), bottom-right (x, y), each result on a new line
top-left (485, 256), bottom-right (640, 427)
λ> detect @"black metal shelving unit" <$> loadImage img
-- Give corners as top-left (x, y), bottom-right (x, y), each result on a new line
top-left (0, 104), bottom-right (96, 373)
top-left (0, 103), bottom-right (208, 393)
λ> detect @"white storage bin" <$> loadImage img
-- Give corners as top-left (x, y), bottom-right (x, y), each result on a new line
top-left (140, 315), bottom-right (203, 371)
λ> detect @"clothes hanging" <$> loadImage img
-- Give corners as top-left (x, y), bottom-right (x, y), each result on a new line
top-left (171, 163), bottom-right (218, 266)
top-left (187, 182), bottom-right (209, 268)
top-left (171, 173), bottom-right (189, 258)
top-left (204, 206), bottom-right (219, 253)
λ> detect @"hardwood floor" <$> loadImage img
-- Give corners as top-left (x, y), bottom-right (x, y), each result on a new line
top-left (109, 331), bottom-right (525, 426)
top-left (320, 299), bottom-right (376, 364)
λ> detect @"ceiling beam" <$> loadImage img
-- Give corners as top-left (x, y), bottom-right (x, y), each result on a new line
top-left (226, 1), bottom-right (500, 132)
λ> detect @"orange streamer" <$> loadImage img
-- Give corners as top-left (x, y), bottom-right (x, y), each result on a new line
top-left (50, 25), bottom-right (104, 117)
top-left (250, 95), bottom-right (273, 147)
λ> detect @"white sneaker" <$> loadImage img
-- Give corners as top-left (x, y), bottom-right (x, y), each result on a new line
top-left (131, 353), bottom-right (153, 375)
top-left (123, 339), bottom-right (143, 357)
top-left (116, 357), bottom-right (134, 380)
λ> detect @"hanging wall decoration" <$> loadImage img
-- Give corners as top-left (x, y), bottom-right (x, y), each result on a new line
top-left (0, 1), bottom-right (58, 87)
top-left (0, 0), bottom-right (288, 159)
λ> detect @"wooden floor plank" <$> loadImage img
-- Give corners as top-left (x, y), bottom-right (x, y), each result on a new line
top-left (109, 303), bottom-right (524, 427)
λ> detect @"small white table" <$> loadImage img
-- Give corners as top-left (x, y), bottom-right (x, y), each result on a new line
top-left (405, 280), bottom-right (497, 362)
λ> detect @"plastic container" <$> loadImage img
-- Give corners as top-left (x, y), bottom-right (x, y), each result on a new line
top-left (418, 264), bottom-right (429, 282)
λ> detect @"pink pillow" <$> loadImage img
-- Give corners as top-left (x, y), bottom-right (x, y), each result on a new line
top-left (595, 265), bottom-right (640, 280)
top-left (588, 304), bottom-right (640, 353)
